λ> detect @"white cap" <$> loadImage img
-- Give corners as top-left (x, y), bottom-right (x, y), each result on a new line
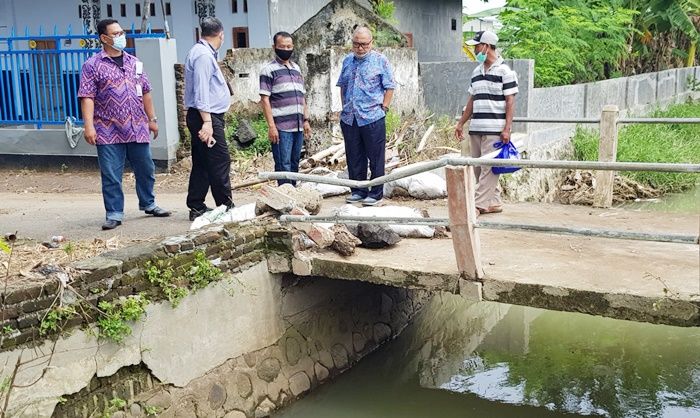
top-left (466, 30), bottom-right (499, 46)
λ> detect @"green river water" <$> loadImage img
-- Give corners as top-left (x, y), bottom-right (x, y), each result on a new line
top-left (277, 189), bottom-right (700, 418)
top-left (276, 295), bottom-right (700, 418)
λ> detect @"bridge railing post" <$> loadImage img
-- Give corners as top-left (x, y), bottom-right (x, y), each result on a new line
top-left (593, 105), bottom-right (620, 208)
top-left (445, 165), bottom-right (484, 280)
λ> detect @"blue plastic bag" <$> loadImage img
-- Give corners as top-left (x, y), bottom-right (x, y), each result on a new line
top-left (492, 142), bottom-right (521, 174)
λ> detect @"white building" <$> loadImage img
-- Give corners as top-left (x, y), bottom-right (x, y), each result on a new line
top-left (1, 0), bottom-right (464, 63)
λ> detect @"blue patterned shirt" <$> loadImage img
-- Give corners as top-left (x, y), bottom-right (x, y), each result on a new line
top-left (336, 51), bottom-right (396, 126)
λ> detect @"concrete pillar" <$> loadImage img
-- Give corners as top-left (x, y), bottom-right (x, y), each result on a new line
top-left (135, 38), bottom-right (179, 167)
top-left (445, 165), bottom-right (483, 280)
top-left (593, 105), bottom-right (619, 208)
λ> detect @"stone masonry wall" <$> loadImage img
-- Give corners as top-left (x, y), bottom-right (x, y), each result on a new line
top-left (0, 222), bottom-right (427, 417)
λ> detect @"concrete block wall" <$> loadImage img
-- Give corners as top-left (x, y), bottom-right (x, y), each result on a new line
top-left (420, 59), bottom-right (534, 130)
top-left (0, 221), bottom-right (427, 417)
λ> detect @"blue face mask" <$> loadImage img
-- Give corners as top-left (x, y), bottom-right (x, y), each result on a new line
top-left (112, 34), bottom-right (127, 51)
top-left (476, 50), bottom-right (487, 63)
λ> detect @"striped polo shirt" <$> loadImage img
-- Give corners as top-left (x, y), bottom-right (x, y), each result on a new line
top-left (259, 59), bottom-right (306, 132)
top-left (468, 57), bottom-right (519, 135)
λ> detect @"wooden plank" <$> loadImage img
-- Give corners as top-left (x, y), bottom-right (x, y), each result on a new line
top-left (593, 105), bottom-right (619, 208)
top-left (445, 165), bottom-right (484, 279)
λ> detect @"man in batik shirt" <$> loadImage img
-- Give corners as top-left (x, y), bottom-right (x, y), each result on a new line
top-left (79, 19), bottom-right (170, 230)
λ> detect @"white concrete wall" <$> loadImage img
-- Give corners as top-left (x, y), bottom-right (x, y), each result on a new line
top-left (136, 37), bottom-right (179, 163)
top-left (392, 0), bottom-right (463, 62)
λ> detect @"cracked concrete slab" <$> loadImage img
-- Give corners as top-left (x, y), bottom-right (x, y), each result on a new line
top-left (300, 203), bottom-right (700, 326)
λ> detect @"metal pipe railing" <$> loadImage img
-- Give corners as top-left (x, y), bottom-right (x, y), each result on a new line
top-left (618, 117), bottom-right (700, 124)
top-left (278, 215), bottom-right (699, 245)
top-left (259, 158), bottom-right (700, 189)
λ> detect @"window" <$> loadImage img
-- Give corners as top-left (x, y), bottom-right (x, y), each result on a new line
top-left (107, 4), bottom-right (113, 17)
top-left (243, 0), bottom-right (248, 13)
top-left (135, 3), bottom-right (141, 16)
top-left (233, 27), bottom-right (249, 48)
top-left (120, 3), bottom-right (126, 17)
top-left (165, 2), bottom-right (171, 15)
top-left (232, 0), bottom-right (238, 13)
top-left (451, 18), bottom-right (457, 31)
top-left (150, 3), bottom-right (156, 16)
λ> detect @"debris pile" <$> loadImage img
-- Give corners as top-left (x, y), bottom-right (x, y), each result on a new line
top-left (557, 170), bottom-right (660, 205)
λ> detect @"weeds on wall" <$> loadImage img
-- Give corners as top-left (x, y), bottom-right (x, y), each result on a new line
top-left (145, 250), bottom-right (223, 307)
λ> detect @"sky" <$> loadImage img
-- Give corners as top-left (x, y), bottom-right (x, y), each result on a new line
top-left (463, 0), bottom-right (507, 15)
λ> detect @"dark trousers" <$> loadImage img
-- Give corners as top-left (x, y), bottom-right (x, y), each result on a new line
top-left (186, 108), bottom-right (233, 211)
top-left (341, 117), bottom-right (386, 199)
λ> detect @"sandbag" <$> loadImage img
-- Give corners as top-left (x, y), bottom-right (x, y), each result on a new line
top-left (190, 203), bottom-right (257, 230)
top-left (331, 205), bottom-right (435, 238)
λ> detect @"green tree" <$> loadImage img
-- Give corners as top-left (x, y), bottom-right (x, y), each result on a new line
top-left (623, 0), bottom-right (700, 71)
top-left (499, 0), bottom-right (636, 87)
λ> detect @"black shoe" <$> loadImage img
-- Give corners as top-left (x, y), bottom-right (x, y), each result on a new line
top-left (101, 220), bottom-right (122, 230)
top-left (145, 206), bottom-right (171, 217)
top-left (189, 206), bottom-right (213, 221)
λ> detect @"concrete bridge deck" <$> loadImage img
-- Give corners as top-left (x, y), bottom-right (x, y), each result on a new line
top-left (293, 202), bottom-right (700, 327)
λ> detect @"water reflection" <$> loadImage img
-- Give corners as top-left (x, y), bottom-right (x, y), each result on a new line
top-left (276, 294), bottom-right (700, 418)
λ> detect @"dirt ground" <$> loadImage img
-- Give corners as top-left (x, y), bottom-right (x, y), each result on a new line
top-left (0, 164), bottom-right (450, 283)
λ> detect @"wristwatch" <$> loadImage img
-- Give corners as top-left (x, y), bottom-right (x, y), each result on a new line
top-left (149, 116), bottom-right (158, 122)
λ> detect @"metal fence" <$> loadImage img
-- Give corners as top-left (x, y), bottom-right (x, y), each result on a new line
top-left (0, 26), bottom-right (165, 128)
top-left (259, 110), bottom-right (700, 278)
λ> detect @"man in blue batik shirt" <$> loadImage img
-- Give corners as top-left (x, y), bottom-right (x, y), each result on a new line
top-left (337, 26), bottom-right (395, 206)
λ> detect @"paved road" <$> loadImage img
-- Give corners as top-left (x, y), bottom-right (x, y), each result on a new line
top-left (0, 191), bottom-right (258, 241)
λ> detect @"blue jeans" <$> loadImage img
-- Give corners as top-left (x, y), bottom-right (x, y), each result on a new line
top-left (96, 142), bottom-right (156, 221)
top-left (271, 130), bottom-right (303, 186)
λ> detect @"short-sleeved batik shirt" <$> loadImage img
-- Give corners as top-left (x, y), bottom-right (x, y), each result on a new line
top-left (336, 50), bottom-right (395, 127)
top-left (78, 50), bottom-right (152, 145)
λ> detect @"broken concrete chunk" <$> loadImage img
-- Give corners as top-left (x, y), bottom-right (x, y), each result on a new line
top-left (292, 231), bottom-right (317, 252)
top-left (330, 224), bottom-right (362, 256)
top-left (356, 223), bottom-right (402, 248)
top-left (256, 185), bottom-right (299, 215)
top-left (279, 184), bottom-right (322, 215)
top-left (307, 225), bottom-right (335, 249)
top-left (255, 184), bottom-right (322, 216)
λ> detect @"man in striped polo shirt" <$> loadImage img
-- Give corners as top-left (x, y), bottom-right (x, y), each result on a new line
top-left (260, 31), bottom-right (311, 186)
top-left (455, 30), bottom-right (518, 215)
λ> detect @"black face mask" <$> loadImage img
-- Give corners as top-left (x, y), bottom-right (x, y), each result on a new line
top-left (275, 48), bottom-right (293, 61)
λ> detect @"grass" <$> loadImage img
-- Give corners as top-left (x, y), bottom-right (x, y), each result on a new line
top-left (573, 102), bottom-right (700, 193)
top-left (225, 114), bottom-right (272, 158)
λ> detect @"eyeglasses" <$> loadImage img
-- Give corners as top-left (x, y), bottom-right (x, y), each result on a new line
top-left (352, 41), bottom-right (372, 49)
top-left (107, 31), bottom-right (126, 38)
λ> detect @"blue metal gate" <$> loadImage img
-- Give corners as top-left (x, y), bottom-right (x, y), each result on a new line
top-left (0, 25), bottom-right (165, 128)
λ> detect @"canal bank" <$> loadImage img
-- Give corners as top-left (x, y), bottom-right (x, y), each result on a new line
top-left (276, 294), bottom-right (700, 418)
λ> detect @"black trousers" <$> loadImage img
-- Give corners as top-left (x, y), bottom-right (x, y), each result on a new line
top-left (186, 108), bottom-right (233, 211)
top-left (341, 117), bottom-right (386, 199)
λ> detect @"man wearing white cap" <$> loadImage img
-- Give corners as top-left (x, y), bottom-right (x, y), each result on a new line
top-left (455, 30), bottom-right (518, 215)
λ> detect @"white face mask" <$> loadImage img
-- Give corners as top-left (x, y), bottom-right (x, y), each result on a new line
top-left (112, 34), bottom-right (127, 51)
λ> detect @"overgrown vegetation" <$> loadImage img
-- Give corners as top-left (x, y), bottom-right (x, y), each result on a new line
top-left (145, 259), bottom-right (188, 307)
top-left (499, 0), bottom-right (636, 87)
top-left (145, 251), bottom-right (222, 307)
top-left (573, 102), bottom-right (700, 193)
top-left (39, 306), bottom-right (78, 336)
top-left (498, 0), bottom-right (700, 87)
top-left (224, 113), bottom-right (272, 158)
top-left (372, 0), bottom-right (397, 23)
top-left (96, 295), bottom-right (149, 343)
